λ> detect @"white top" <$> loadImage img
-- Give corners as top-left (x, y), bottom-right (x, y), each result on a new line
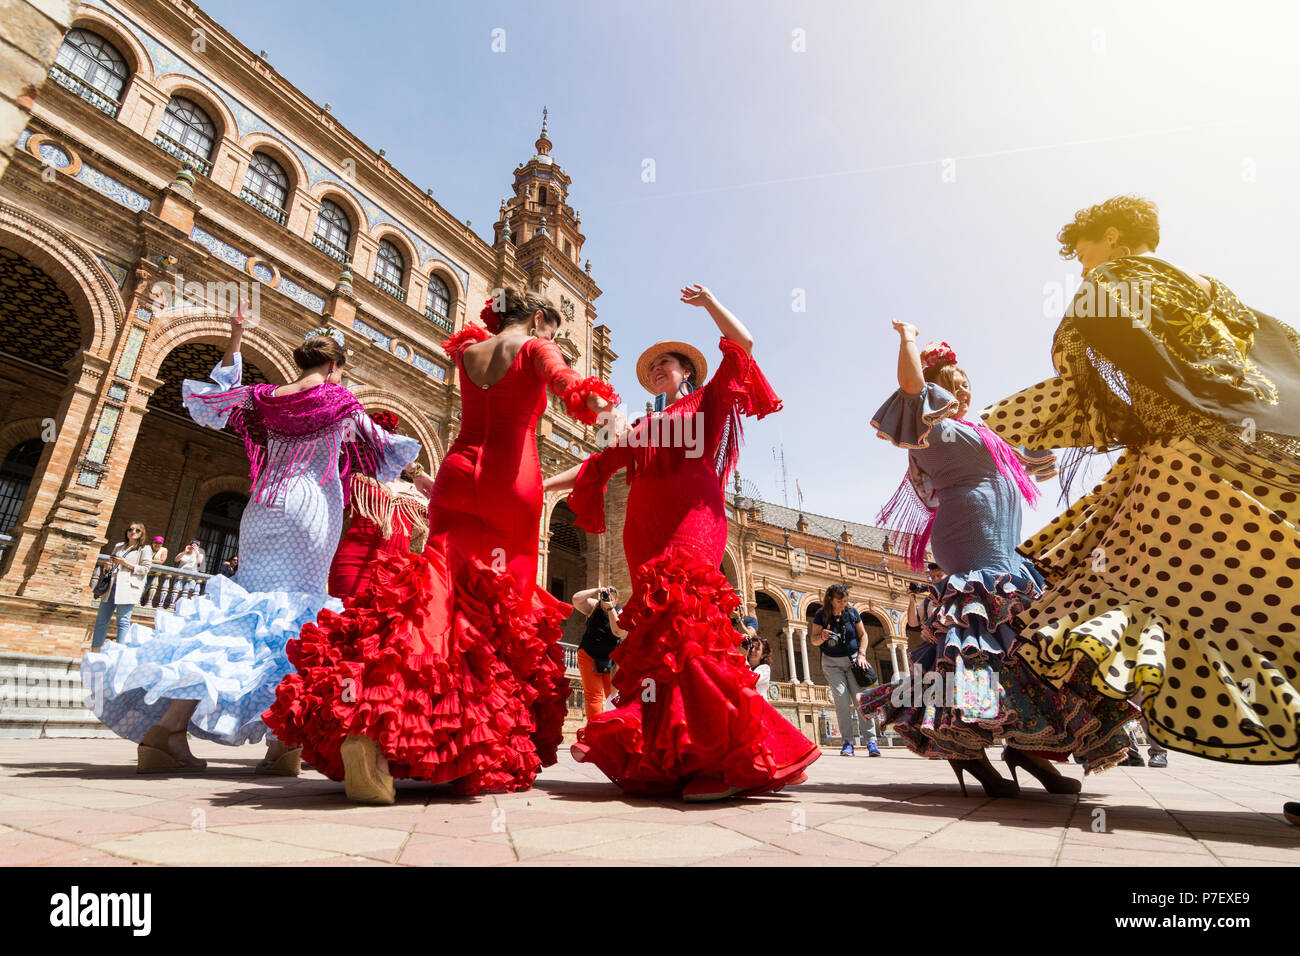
top-left (752, 663), bottom-right (771, 699)
top-left (107, 543), bottom-right (153, 605)
top-left (176, 550), bottom-right (204, 571)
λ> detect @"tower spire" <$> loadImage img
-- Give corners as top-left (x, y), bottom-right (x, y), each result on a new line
top-left (536, 106), bottom-right (552, 156)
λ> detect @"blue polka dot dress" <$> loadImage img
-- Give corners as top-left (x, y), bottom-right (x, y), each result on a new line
top-left (81, 356), bottom-right (420, 746)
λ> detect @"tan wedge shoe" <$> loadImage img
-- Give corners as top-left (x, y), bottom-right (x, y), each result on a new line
top-left (254, 747), bottom-right (302, 776)
top-left (137, 726), bottom-right (207, 774)
top-left (340, 735), bottom-right (395, 805)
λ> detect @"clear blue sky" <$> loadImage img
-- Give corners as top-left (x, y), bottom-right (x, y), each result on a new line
top-left (205, 0), bottom-right (1300, 534)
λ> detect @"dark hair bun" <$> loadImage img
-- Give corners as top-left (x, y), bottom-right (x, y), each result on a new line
top-left (293, 335), bottom-right (347, 372)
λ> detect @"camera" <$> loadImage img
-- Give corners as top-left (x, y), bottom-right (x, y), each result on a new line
top-left (599, 588), bottom-right (610, 602)
top-left (907, 581), bottom-right (929, 594)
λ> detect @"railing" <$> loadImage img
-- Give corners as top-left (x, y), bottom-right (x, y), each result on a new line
top-left (47, 65), bottom-right (120, 118)
top-left (0, 532), bottom-right (13, 569)
top-left (240, 187), bottom-right (287, 225)
top-left (152, 133), bottom-right (212, 177)
top-left (424, 308), bottom-right (454, 334)
top-left (312, 234), bottom-right (348, 263)
top-left (560, 642), bottom-right (579, 674)
top-left (92, 555), bottom-right (211, 612)
top-left (372, 272), bottom-right (406, 302)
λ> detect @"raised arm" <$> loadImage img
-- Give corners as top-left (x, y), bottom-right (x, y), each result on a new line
top-left (893, 319), bottom-right (924, 395)
top-left (681, 284), bottom-right (753, 354)
top-left (220, 299), bottom-right (250, 369)
top-left (528, 339), bottom-right (619, 424)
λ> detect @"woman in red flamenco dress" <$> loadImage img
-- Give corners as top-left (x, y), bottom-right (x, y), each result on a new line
top-left (545, 284), bottom-right (821, 801)
top-left (327, 411), bottom-right (431, 600)
top-left (266, 287), bottom-right (617, 803)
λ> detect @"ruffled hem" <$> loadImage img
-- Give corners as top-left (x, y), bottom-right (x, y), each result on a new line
top-left (79, 574), bottom-right (340, 746)
top-left (573, 546), bottom-right (820, 794)
top-left (561, 376), bottom-right (620, 425)
top-left (928, 566), bottom-right (1046, 665)
top-left (265, 548), bottom-right (571, 794)
top-left (440, 323), bottom-right (491, 360)
top-left (870, 382), bottom-right (959, 450)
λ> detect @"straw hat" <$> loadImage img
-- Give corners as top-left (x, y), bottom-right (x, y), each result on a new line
top-left (635, 340), bottom-right (709, 395)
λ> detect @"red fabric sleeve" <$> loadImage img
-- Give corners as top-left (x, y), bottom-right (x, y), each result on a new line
top-left (708, 336), bottom-right (782, 420)
top-left (527, 339), bottom-right (621, 425)
top-left (566, 444), bottom-right (634, 535)
top-left (441, 323), bottom-right (491, 360)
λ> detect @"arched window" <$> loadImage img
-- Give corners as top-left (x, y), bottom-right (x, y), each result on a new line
top-left (425, 274), bottom-right (451, 332)
top-left (0, 438), bottom-right (43, 535)
top-left (241, 152), bottom-right (289, 224)
top-left (52, 28), bottom-right (128, 116)
top-left (373, 239), bottom-right (406, 301)
top-left (313, 199), bottom-right (352, 262)
top-left (155, 96), bottom-right (216, 175)
top-left (196, 491), bottom-right (247, 575)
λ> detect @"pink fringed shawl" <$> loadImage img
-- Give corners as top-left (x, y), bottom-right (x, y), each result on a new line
top-left (878, 418), bottom-right (1041, 571)
top-left (190, 382), bottom-right (387, 505)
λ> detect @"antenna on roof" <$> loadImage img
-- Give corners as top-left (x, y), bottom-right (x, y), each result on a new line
top-left (772, 445), bottom-right (789, 508)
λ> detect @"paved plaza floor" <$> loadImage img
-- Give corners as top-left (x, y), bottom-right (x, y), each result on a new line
top-left (0, 739), bottom-right (1296, 866)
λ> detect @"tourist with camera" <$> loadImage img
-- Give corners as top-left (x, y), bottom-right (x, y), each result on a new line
top-left (811, 584), bottom-right (880, 757)
top-left (571, 585), bottom-right (626, 721)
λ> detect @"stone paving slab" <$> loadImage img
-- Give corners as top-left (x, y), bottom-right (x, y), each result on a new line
top-left (0, 738), bottom-right (1296, 866)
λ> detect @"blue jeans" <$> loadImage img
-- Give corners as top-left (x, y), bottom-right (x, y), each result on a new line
top-left (91, 597), bottom-right (134, 649)
top-left (822, 654), bottom-right (877, 744)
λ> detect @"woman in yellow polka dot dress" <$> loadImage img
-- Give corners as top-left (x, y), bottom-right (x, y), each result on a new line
top-left (984, 196), bottom-right (1300, 769)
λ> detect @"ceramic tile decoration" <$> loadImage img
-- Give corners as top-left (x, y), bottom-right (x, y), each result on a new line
top-left (277, 277), bottom-right (325, 313)
top-left (190, 227), bottom-right (248, 270)
top-left (74, 164), bottom-right (151, 212)
top-left (411, 353), bottom-right (447, 381)
top-left (107, 384), bottom-right (128, 401)
top-left (352, 318), bottom-right (391, 350)
top-left (38, 142), bottom-right (72, 169)
top-left (115, 326), bottom-right (146, 380)
top-left (86, 403), bottom-right (121, 464)
top-left (97, 256), bottom-right (129, 289)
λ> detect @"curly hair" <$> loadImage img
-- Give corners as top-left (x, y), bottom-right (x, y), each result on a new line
top-left (1057, 195), bottom-right (1160, 259)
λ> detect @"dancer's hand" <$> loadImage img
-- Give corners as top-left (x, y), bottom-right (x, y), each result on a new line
top-left (892, 318), bottom-right (918, 341)
top-left (680, 284), bottom-right (715, 308)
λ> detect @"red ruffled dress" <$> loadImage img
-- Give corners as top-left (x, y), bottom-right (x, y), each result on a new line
top-left (568, 338), bottom-right (821, 795)
top-left (328, 474), bottom-right (429, 599)
top-left (266, 325), bottom-right (617, 794)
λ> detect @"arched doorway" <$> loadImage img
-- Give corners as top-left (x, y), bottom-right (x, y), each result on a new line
top-left (196, 491), bottom-right (247, 574)
top-left (860, 611), bottom-right (892, 681)
top-left (547, 501), bottom-right (589, 645)
top-left (754, 590), bottom-right (790, 682)
top-left (0, 438), bottom-right (44, 534)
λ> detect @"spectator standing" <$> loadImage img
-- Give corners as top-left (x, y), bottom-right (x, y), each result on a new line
top-left (571, 585), bottom-right (626, 721)
top-left (90, 522), bottom-right (153, 649)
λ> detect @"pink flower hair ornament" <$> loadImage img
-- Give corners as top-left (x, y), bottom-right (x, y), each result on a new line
top-left (919, 340), bottom-right (958, 371)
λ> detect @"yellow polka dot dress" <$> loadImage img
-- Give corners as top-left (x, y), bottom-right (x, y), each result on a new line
top-left (983, 256), bottom-right (1300, 765)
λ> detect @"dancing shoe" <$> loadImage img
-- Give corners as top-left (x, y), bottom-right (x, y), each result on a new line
top-left (1147, 752), bottom-right (1167, 768)
top-left (949, 756), bottom-right (1019, 798)
top-left (682, 773), bottom-right (742, 802)
top-left (839, 741), bottom-right (854, 756)
top-left (866, 740), bottom-right (881, 757)
top-left (255, 746), bottom-right (302, 776)
top-left (340, 735), bottom-right (395, 805)
top-left (1004, 749), bottom-right (1082, 794)
top-left (1284, 802), bottom-right (1300, 826)
top-left (137, 726), bottom-right (206, 774)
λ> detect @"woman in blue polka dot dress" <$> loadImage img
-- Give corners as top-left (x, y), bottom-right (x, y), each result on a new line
top-left (81, 307), bottom-right (419, 775)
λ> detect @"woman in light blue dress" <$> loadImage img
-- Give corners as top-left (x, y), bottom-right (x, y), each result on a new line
top-left (81, 309), bottom-right (419, 774)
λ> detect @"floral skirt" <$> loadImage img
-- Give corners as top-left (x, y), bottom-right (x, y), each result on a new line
top-left (859, 567), bottom-right (1134, 771)
top-left (265, 546), bottom-right (570, 795)
top-left (573, 547), bottom-right (820, 795)
top-left (1015, 438), bottom-right (1300, 764)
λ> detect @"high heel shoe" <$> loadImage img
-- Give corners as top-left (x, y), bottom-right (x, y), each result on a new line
top-left (1004, 748), bottom-right (1082, 794)
top-left (948, 757), bottom-right (1019, 797)
top-left (137, 726), bottom-right (206, 774)
top-left (255, 746), bottom-right (302, 776)
top-left (682, 773), bottom-right (742, 802)
top-left (340, 735), bottom-right (395, 805)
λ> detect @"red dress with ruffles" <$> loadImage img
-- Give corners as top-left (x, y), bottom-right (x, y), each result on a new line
top-left (266, 326), bottom-right (618, 794)
top-left (568, 338), bottom-right (821, 794)
top-left (328, 475), bottom-right (428, 599)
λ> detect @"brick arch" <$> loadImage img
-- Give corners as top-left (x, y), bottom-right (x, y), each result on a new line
top-left (68, 8), bottom-right (155, 85)
top-left (425, 263), bottom-right (464, 303)
top-left (310, 184), bottom-right (369, 236)
top-left (0, 418), bottom-right (49, 457)
top-left (347, 389), bottom-right (442, 474)
top-left (371, 228), bottom-right (417, 280)
top-left (0, 200), bottom-right (123, 356)
top-left (238, 133), bottom-right (308, 195)
top-left (183, 474), bottom-right (252, 546)
top-left (754, 585), bottom-right (794, 620)
top-left (153, 75), bottom-right (237, 144)
top-left (140, 314), bottom-right (296, 384)
top-left (860, 602), bottom-right (898, 639)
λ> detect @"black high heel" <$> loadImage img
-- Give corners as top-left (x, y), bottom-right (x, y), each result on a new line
top-left (948, 757), bottom-right (1020, 797)
top-left (1004, 748), bottom-right (1082, 794)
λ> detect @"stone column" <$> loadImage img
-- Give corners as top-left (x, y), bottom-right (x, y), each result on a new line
top-left (798, 625), bottom-right (815, 686)
top-left (784, 625), bottom-right (798, 683)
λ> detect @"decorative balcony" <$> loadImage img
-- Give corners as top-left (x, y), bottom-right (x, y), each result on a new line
top-left (312, 234), bottom-right (349, 263)
top-left (239, 187), bottom-right (287, 225)
top-left (372, 272), bottom-right (406, 302)
top-left (92, 555), bottom-right (211, 613)
top-left (47, 65), bottom-right (120, 118)
top-left (424, 308), bottom-right (453, 334)
top-left (152, 133), bottom-right (212, 177)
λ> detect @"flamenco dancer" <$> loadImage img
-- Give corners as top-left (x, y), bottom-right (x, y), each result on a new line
top-left (544, 284), bottom-right (820, 801)
top-left (266, 287), bottom-right (616, 803)
top-left (981, 197), bottom-right (1300, 805)
top-left (82, 306), bottom-right (418, 774)
top-left (859, 327), bottom-right (1135, 796)
top-left (328, 411), bottom-right (431, 600)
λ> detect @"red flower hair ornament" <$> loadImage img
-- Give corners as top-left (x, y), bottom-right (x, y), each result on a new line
top-left (479, 297), bottom-right (502, 334)
top-left (370, 410), bottom-right (400, 433)
top-left (919, 341), bottom-right (958, 371)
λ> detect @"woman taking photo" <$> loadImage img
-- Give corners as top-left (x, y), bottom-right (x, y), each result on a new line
top-left (82, 303), bottom-right (419, 775)
top-left (90, 522), bottom-right (153, 649)
top-left (810, 584), bottom-right (880, 757)
top-left (570, 585), bottom-right (626, 721)
top-left (546, 283), bottom-right (820, 801)
top-left (267, 287), bottom-right (616, 803)
top-left (859, 327), bottom-right (1134, 796)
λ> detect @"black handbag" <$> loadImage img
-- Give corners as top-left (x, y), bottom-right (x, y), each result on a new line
top-left (851, 660), bottom-right (878, 687)
top-left (92, 566), bottom-right (113, 599)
